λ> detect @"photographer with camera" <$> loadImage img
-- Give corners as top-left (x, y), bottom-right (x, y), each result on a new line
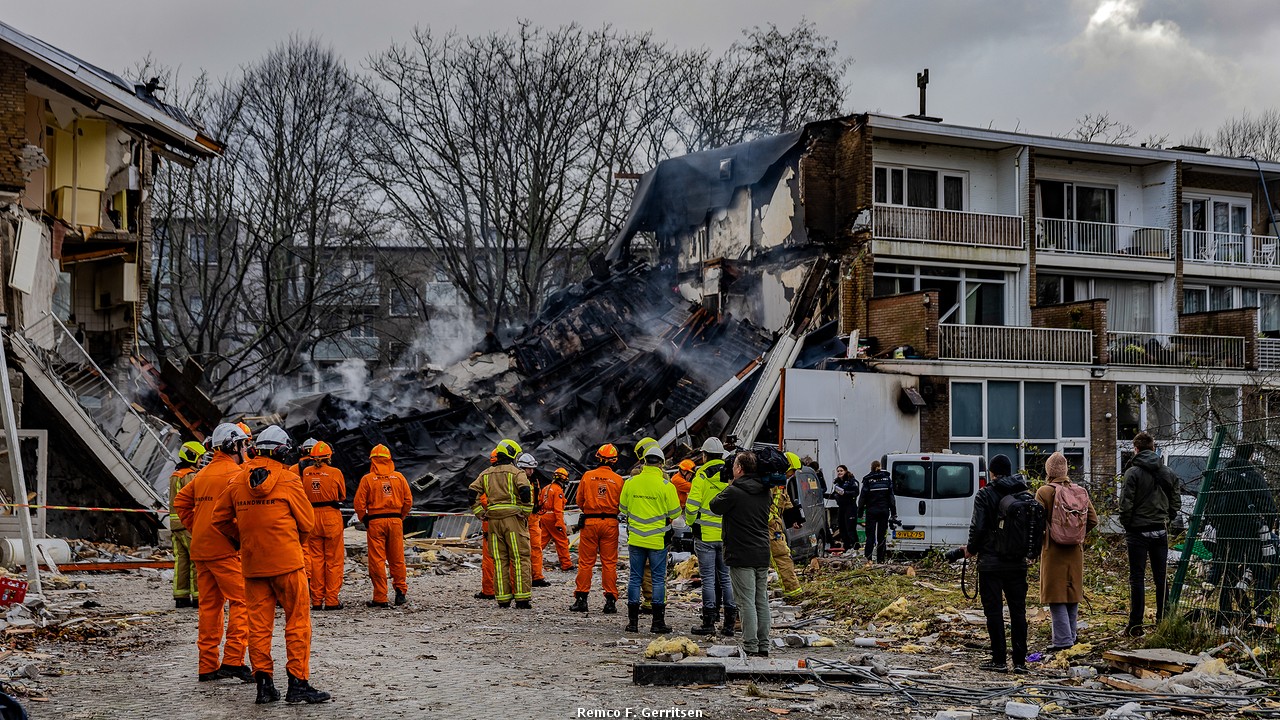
top-left (963, 454), bottom-right (1041, 674)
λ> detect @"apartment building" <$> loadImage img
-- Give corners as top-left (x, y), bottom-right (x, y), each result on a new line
top-left (612, 112), bottom-right (1280, 487)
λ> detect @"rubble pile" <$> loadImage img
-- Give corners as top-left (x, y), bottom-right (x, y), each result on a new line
top-left (282, 262), bottom-right (778, 513)
top-left (70, 541), bottom-right (172, 563)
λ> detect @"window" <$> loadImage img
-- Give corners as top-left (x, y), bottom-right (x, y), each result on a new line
top-left (1116, 383), bottom-right (1240, 443)
top-left (388, 285), bottom-right (416, 318)
top-left (873, 263), bottom-right (1009, 325)
top-left (1183, 194), bottom-right (1250, 263)
top-left (1261, 292), bottom-right (1280, 334)
top-left (1184, 285), bottom-right (1240, 314)
top-left (892, 463), bottom-right (929, 498)
top-left (875, 165), bottom-right (966, 210)
top-left (1036, 275), bottom-right (1155, 331)
top-left (934, 464), bottom-right (974, 499)
top-left (950, 380), bottom-right (1088, 473)
top-left (1039, 181), bottom-right (1116, 223)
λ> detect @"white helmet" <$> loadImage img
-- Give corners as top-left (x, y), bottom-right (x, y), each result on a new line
top-left (700, 437), bottom-right (726, 456)
top-left (299, 438), bottom-right (319, 453)
top-left (255, 425), bottom-right (292, 452)
top-left (643, 444), bottom-right (665, 463)
top-left (516, 452), bottom-right (538, 470)
top-left (210, 422), bottom-right (250, 453)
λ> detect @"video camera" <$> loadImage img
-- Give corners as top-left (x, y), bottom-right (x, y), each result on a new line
top-left (943, 547), bottom-right (967, 563)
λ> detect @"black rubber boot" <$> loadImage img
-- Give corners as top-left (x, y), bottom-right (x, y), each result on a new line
top-left (174, 597), bottom-right (191, 609)
top-left (254, 672), bottom-right (280, 704)
top-left (569, 592), bottom-right (589, 613)
top-left (394, 589), bottom-right (407, 606)
top-left (650, 603), bottom-right (673, 634)
top-left (498, 601), bottom-right (511, 608)
top-left (216, 663), bottom-right (254, 683)
top-left (625, 603), bottom-right (640, 633)
top-left (474, 592), bottom-right (495, 600)
top-left (531, 579), bottom-right (551, 587)
top-left (602, 595), bottom-right (618, 614)
top-left (514, 600), bottom-right (532, 609)
top-left (285, 673), bottom-right (331, 704)
top-left (366, 600), bottom-right (389, 608)
top-left (311, 605), bottom-right (322, 612)
top-left (721, 607), bottom-right (737, 637)
top-left (690, 608), bottom-right (716, 635)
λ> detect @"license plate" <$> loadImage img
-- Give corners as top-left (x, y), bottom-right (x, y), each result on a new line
top-left (894, 530), bottom-right (925, 540)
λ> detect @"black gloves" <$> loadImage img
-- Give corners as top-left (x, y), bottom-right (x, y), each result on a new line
top-left (692, 524), bottom-right (702, 540)
top-left (517, 486), bottom-right (532, 504)
top-left (575, 515), bottom-right (586, 532)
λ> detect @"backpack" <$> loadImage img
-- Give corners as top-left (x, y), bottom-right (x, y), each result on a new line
top-left (1048, 482), bottom-right (1091, 546)
top-left (993, 484), bottom-right (1046, 561)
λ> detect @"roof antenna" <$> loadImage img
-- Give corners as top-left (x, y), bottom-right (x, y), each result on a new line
top-left (906, 69), bottom-right (942, 123)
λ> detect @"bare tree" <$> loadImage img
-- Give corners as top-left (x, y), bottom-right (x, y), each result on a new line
top-left (1211, 109), bottom-right (1280, 162)
top-left (1067, 112), bottom-right (1137, 144)
top-left (358, 24), bottom-right (689, 328)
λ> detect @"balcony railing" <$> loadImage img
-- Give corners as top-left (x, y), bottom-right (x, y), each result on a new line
top-left (939, 324), bottom-right (1093, 364)
top-left (1107, 331), bottom-right (1244, 369)
top-left (1261, 338), bottom-right (1280, 372)
top-left (1182, 230), bottom-right (1280, 268)
top-left (873, 205), bottom-right (1023, 248)
top-left (1037, 218), bottom-right (1172, 258)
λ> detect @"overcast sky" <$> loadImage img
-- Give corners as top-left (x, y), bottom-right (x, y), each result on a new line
top-left (7, 0), bottom-right (1280, 143)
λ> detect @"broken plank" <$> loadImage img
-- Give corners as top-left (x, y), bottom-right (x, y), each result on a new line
top-left (1103, 649), bottom-right (1200, 674)
top-left (633, 662), bottom-right (727, 686)
top-left (1099, 675), bottom-right (1149, 693)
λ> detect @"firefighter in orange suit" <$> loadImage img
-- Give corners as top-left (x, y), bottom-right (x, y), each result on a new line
top-left (470, 439), bottom-right (534, 608)
top-left (302, 441), bottom-right (346, 610)
top-left (517, 453), bottom-right (550, 587)
top-left (169, 441), bottom-right (206, 608)
top-left (570, 444), bottom-right (625, 614)
top-left (173, 423), bottom-right (253, 684)
top-left (537, 468), bottom-right (573, 571)
top-left (211, 426), bottom-right (329, 705)
top-left (288, 438), bottom-right (319, 583)
top-left (354, 444), bottom-right (413, 607)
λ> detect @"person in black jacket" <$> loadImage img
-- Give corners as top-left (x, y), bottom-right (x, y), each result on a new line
top-left (709, 451), bottom-right (773, 657)
top-left (965, 454), bottom-right (1030, 674)
top-left (859, 461), bottom-right (897, 562)
top-left (828, 465), bottom-right (860, 551)
top-left (1206, 442), bottom-right (1279, 624)
top-left (1118, 431), bottom-right (1179, 636)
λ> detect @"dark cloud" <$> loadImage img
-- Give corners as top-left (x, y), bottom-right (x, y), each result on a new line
top-left (5, 0), bottom-right (1278, 143)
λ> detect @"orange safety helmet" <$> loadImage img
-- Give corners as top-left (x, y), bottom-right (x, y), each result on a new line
top-left (678, 459), bottom-right (696, 473)
top-left (310, 441), bottom-right (333, 459)
top-left (489, 449), bottom-right (498, 464)
top-left (370, 444), bottom-right (391, 459)
top-left (554, 467), bottom-right (569, 480)
top-left (596, 443), bottom-right (618, 463)
top-left (236, 422), bottom-right (253, 439)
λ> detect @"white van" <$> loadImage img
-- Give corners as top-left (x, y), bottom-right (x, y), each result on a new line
top-left (881, 452), bottom-right (987, 554)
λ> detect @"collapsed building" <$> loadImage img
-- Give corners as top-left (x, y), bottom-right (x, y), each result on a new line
top-left (0, 21), bottom-right (221, 545)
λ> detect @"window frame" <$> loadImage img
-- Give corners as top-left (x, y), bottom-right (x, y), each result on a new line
top-left (872, 262), bottom-right (1011, 325)
top-left (874, 163), bottom-right (968, 211)
top-left (949, 379), bottom-right (1090, 472)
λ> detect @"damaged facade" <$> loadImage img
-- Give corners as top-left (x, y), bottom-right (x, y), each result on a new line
top-left (0, 21), bottom-right (220, 543)
top-left (612, 112), bottom-right (1280, 488)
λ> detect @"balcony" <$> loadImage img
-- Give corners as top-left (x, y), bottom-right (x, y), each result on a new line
top-left (1037, 218), bottom-right (1172, 259)
top-left (873, 205), bottom-right (1023, 248)
top-left (1107, 331), bottom-right (1244, 369)
top-left (1182, 230), bottom-right (1280, 268)
top-left (939, 324), bottom-right (1093, 364)
top-left (1261, 338), bottom-right (1280, 372)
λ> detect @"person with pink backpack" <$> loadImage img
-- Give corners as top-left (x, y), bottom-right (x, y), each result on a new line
top-left (1035, 452), bottom-right (1098, 650)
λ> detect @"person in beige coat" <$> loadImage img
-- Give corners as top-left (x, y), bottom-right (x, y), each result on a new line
top-left (1034, 452), bottom-right (1098, 650)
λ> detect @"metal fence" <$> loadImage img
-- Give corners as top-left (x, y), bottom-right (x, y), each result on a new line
top-left (1107, 330), bottom-right (1245, 369)
top-left (939, 324), bottom-right (1094, 364)
top-left (1168, 419), bottom-right (1280, 654)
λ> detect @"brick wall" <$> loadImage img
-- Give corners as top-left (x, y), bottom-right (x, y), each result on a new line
top-left (1178, 307), bottom-right (1258, 370)
top-left (866, 290), bottom-right (939, 358)
top-left (919, 375), bottom-right (950, 452)
top-left (0, 52), bottom-right (26, 193)
top-left (1031, 299), bottom-right (1109, 364)
top-left (1089, 380), bottom-right (1117, 478)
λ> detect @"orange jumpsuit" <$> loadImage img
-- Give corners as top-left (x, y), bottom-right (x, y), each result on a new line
top-left (302, 462), bottom-right (346, 607)
top-left (174, 451), bottom-right (249, 675)
top-left (671, 471), bottom-right (692, 507)
top-left (536, 481), bottom-right (572, 570)
top-left (470, 463), bottom-right (533, 602)
top-left (211, 457), bottom-right (315, 679)
top-left (528, 477), bottom-right (544, 582)
top-left (354, 458), bottom-right (413, 603)
top-left (574, 466), bottom-right (624, 598)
